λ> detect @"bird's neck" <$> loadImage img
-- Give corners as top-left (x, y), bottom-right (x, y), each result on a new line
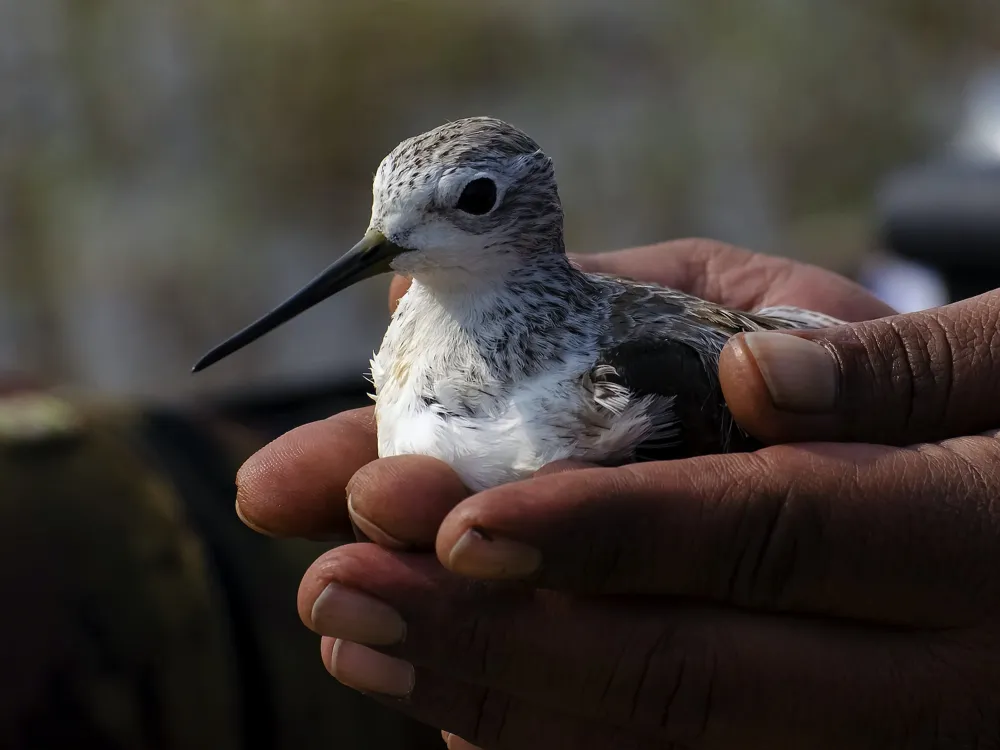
top-left (399, 256), bottom-right (600, 379)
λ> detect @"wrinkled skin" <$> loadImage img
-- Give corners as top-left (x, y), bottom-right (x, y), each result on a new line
top-left (236, 240), bottom-right (1000, 749)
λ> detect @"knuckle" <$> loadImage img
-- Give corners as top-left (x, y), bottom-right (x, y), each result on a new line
top-left (593, 619), bottom-right (716, 746)
top-left (956, 294), bottom-right (1000, 416)
top-left (461, 686), bottom-right (514, 748)
top-left (650, 624), bottom-right (718, 745)
top-left (591, 621), bottom-right (674, 726)
top-left (458, 608), bottom-right (501, 682)
top-left (889, 313), bottom-right (954, 437)
top-left (443, 585), bottom-right (530, 684)
top-left (840, 292), bottom-right (1000, 442)
top-left (720, 450), bottom-right (833, 610)
top-left (680, 238), bottom-right (741, 302)
top-left (550, 466), bottom-right (659, 593)
top-left (704, 242), bottom-right (782, 309)
top-left (840, 313), bottom-right (955, 442)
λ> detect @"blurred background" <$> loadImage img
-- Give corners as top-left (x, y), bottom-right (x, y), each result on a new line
top-left (3, 0), bottom-right (1000, 401)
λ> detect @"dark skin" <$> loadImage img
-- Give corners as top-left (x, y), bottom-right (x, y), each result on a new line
top-left (236, 240), bottom-right (1000, 748)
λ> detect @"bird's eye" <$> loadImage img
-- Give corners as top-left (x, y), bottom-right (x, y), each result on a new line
top-left (455, 178), bottom-right (498, 215)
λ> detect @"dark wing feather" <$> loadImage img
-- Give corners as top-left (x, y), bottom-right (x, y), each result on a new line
top-left (589, 277), bottom-right (842, 462)
top-left (595, 336), bottom-right (760, 461)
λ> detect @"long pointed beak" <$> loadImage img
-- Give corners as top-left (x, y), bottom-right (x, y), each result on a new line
top-left (192, 229), bottom-right (405, 373)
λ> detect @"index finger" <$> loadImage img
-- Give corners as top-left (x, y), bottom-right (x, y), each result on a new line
top-left (434, 438), bottom-right (999, 627)
top-left (578, 240), bottom-right (894, 322)
top-left (235, 407), bottom-right (378, 538)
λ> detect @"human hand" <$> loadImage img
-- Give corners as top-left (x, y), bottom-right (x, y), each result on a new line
top-left (293, 286), bottom-right (1000, 748)
top-left (233, 240), bottom-right (904, 747)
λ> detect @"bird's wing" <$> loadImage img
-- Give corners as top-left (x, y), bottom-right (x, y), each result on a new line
top-left (587, 278), bottom-right (843, 461)
top-left (591, 333), bottom-right (735, 460)
top-left (754, 305), bottom-right (845, 330)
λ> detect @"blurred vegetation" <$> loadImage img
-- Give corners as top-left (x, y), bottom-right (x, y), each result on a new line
top-left (2, 0), bottom-right (999, 396)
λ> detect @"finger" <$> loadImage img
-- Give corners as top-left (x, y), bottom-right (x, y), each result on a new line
top-left (574, 240), bottom-right (893, 322)
top-left (304, 547), bottom-right (710, 744)
top-left (720, 290), bottom-right (1000, 445)
top-left (235, 407), bottom-right (377, 538)
top-left (305, 546), bottom-right (988, 748)
top-left (321, 636), bottom-right (664, 750)
top-left (347, 457), bottom-right (592, 552)
top-left (433, 439), bottom-right (1000, 626)
top-left (389, 274), bottom-right (412, 313)
top-left (347, 455), bottom-right (470, 550)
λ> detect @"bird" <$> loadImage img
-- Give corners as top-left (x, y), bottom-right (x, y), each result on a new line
top-left (193, 116), bottom-right (843, 492)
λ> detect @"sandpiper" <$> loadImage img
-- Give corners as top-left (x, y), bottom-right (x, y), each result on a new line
top-left (193, 117), bottom-right (842, 491)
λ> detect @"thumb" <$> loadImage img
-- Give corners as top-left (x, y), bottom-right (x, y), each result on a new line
top-left (718, 290), bottom-right (1000, 445)
top-left (388, 274), bottom-right (411, 314)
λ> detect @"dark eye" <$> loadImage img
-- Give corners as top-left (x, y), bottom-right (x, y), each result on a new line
top-left (455, 178), bottom-right (498, 215)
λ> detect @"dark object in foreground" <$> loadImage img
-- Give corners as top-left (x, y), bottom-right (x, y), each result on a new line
top-left (0, 377), bottom-right (439, 750)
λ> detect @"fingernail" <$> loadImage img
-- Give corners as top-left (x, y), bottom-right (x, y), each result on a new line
top-left (311, 583), bottom-right (406, 645)
top-left (447, 528), bottom-right (541, 579)
top-left (329, 640), bottom-right (414, 698)
top-left (348, 494), bottom-right (408, 550)
top-left (742, 332), bottom-right (838, 412)
top-left (234, 499), bottom-right (276, 538)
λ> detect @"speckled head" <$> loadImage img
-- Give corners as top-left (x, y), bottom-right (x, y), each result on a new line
top-left (371, 117), bottom-right (564, 275)
top-left (191, 117), bottom-right (565, 372)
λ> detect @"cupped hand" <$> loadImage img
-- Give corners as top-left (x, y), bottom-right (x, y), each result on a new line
top-left (238, 240), bottom-right (1000, 748)
top-left (303, 430), bottom-right (1000, 748)
top-left (296, 289), bottom-right (1000, 749)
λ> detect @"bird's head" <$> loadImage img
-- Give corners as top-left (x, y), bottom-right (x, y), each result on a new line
top-left (370, 116), bottom-right (563, 277)
top-left (192, 117), bottom-right (563, 372)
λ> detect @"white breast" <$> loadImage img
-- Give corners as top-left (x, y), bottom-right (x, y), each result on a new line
top-left (372, 348), bottom-right (588, 491)
top-left (372, 352), bottom-right (676, 493)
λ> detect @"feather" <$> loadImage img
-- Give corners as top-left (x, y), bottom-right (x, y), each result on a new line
top-left (585, 275), bottom-right (844, 462)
